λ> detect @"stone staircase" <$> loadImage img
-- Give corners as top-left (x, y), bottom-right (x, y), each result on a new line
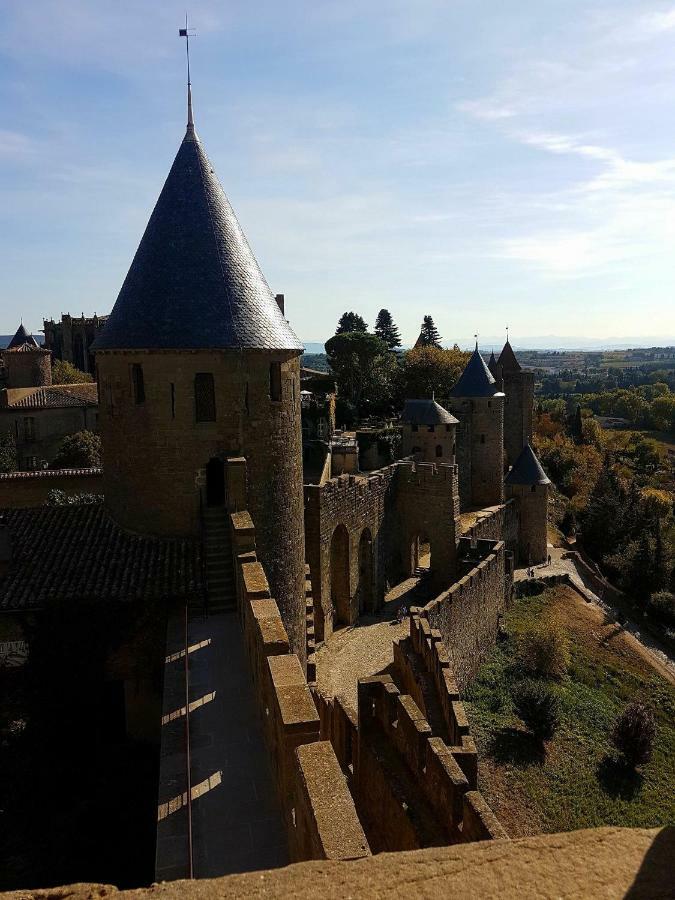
top-left (202, 506), bottom-right (236, 611)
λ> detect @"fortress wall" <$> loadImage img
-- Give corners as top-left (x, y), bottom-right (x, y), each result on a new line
top-left (312, 689), bottom-right (358, 772)
top-left (463, 499), bottom-right (518, 550)
top-left (304, 460), bottom-right (461, 640)
top-left (356, 675), bottom-right (506, 848)
top-left (422, 539), bottom-right (510, 691)
top-left (0, 468), bottom-right (103, 507)
top-left (230, 509), bottom-right (369, 863)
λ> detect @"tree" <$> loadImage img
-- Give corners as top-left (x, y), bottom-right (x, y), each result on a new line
top-left (402, 345), bottom-right (469, 400)
top-left (511, 680), bottom-right (560, 741)
top-left (611, 702), bottom-right (656, 769)
top-left (51, 430), bottom-right (102, 469)
top-left (325, 332), bottom-right (389, 409)
top-left (0, 430), bottom-right (17, 473)
top-left (335, 312), bottom-right (368, 335)
top-left (374, 309), bottom-right (402, 349)
top-left (52, 359), bottom-right (94, 384)
top-left (417, 315), bottom-right (442, 348)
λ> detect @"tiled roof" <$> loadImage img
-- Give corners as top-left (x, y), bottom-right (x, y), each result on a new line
top-left (5, 384), bottom-right (98, 409)
top-left (402, 399), bottom-right (458, 426)
top-left (0, 468), bottom-right (102, 480)
top-left (497, 340), bottom-right (521, 373)
top-left (7, 324), bottom-right (39, 350)
top-left (488, 351), bottom-right (500, 378)
top-left (504, 443), bottom-right (550, 486)
top-left (450, 346), bottom-right (503, 398)
top-left (93, 125), bottom-right (303, 353)
top-left (0, 504), bottom-right (203, 610)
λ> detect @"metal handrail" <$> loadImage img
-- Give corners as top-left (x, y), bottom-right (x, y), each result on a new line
top-left (184, 603), bottom-right (194, 879)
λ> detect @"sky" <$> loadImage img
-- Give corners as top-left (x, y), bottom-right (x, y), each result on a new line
top-left (2, 1), bottom-right (675, 348)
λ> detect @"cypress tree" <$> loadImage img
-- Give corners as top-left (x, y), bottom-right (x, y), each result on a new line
top-left (418, 315), bottom-right (442, 348)
top-left (336, 311), bottom-right (368, 334)
top-left (374, 309), bottom-right (402, 349)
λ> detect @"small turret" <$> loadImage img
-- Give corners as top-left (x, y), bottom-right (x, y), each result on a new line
top-left (505, 442), bottom-right (550, 564)
top-left (401, 398), bottom-right (458, 463)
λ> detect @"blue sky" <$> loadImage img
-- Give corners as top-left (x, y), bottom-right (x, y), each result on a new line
top-left (3, 1), bottom-right (675, 347)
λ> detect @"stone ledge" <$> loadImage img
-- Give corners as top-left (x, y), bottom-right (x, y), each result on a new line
top-left (4, 827), bottom-right (669, 899)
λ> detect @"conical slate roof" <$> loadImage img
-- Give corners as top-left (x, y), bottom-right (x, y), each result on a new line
top-left (449, 345), bottom-right (502, 398)
top-left (504, 442), bottom-right (550, 486)
top-left (93, 125), bottom-right (303, 353)
top-left (497, 339), bottom-right (521, 372)
top-left (7, 324), bottom-right (39, 350)
top-left (401, 399), bottom-right (458, 426)
top-left (487, 350), bottom-right (500, 379)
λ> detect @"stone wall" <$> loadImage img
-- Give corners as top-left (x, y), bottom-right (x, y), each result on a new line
top-left (422, 538), bottom-right (512, 690)
top-left (229, 507), bottom-right (369, 863)
top-left (0, 402), bottom-right (99, 470)
top-left (448, 396), bottom-right (504, 510)
top-left (98, 353), bottom-right (306, 661)
top-left (462, 500), bottom-right (518, 550)
top-left (503, 370), bottom-right (534, 467)
top-left (400, 422), bottom-right (456, 465)
top-left (304, 460), bottom-right (461, 641)
top-left (0, 468), bottom-right (103, 507)
top-left (505, 482), bottom-right (548, 564)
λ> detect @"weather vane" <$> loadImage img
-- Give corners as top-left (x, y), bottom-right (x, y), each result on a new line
top-left (179, 14), bottom-right (197, 127)
top-left (506, 324), bottom-right (509, 341)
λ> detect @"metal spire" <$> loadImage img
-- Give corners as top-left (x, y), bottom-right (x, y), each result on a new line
top-left (179, 14), bottom-right (196, 130)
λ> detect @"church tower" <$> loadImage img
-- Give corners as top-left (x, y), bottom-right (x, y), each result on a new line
top-left (497, 339), bottom-right (534, 468)
top-left (447, 345), bottom-right (504, 509)
top-left (93, 90), bottom-right (307, 657)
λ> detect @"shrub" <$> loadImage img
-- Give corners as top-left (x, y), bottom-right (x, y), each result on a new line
top-left (611, 702), bottom-right (656, 768)
top-left (521, 625), bottom-right (570, 679)
top-left (51, 430), bottom-right (102, 469)
top-left (511, 679), bottom-right (560, 740)
top-left (646, 591), bottom-right (675, 628)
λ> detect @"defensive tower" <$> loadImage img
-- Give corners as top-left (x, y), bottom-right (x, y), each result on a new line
top-left (447, 344), bottom-right (504, 508)
top-left (504, 442), bottom-right (550, 564)
top-left (400, 398), bottom-right (458, 463)
top-left (2, 324), bottom-right (52, 388)
top-left (497, 339), bottom-right (534, 467)
top-left (93, 88), bottom-right (307, 657)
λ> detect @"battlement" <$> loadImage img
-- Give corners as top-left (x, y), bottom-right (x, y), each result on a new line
top-left (395, 459), bottom-right (459, 486)
top-left (229, 499), bottom-right (370, 863)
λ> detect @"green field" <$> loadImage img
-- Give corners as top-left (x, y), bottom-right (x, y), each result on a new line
top-left (464, 585), bottom-right (675, 837)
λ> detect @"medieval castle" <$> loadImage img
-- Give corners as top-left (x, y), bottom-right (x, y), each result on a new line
top-left (0, 84), bottom-right (562, 887)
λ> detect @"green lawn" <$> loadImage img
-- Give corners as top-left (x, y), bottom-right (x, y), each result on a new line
top-left (463, 585), bottom-right (675, 837)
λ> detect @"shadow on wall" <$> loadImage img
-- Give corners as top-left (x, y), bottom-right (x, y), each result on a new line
top-left (624, 826), bottom-right (675, 899)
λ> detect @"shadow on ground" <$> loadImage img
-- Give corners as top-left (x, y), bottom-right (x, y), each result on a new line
top-left (489, 726), bottom-right (546, 766)
top-left (597, 754), bottom-right (644, 800)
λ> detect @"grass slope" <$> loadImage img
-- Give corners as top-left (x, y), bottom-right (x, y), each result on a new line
top-left (463, 584), bottom-right (675, 837)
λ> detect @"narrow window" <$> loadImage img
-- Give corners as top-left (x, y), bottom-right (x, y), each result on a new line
top-left (194, 373), bottom-right (216, 422)
top-left (428, 425), bottom-right (435, 433)
top-left (488, 400), bottom-right (492, 408)
top-left (170, 382), bottom-right (176, 419)
top-left (435, 445), bottom-right (443, 458)
top-left (244, 382), bottom-right (250, 415)
top-left (480, 434), bottom-right (486, 444)
top-left (270, 362), bottom-right (282, 401)
top-left (131, 364), bottom-right (145, 404)
top-left (411, 424), bottom-right (419, 433)
top-left (445, 424), bottom-right (451, 432)
top-left (23, 417), bottom-right (36, 443)
top-left (531, 484), bottom-right (537, 493)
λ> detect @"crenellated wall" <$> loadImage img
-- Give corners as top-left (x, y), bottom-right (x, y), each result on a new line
top-left (422, 538), bottom-right (513, 690)
top-left (229, 506), bottom-right (370, 863)
top-left (304, 460), bottom-right (461, 641)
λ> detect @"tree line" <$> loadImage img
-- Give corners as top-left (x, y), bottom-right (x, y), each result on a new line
top-left (324, 309), bottom-right (469, 422)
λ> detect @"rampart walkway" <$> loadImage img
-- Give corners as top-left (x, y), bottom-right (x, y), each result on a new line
top-left (156, 610), bottom-right (287, 881)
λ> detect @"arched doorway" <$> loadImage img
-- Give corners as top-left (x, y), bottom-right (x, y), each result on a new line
top-left (357, 528), bottom-right (374, 614)
top-left (330, 524), bottom-right (350, 627)
top-left (205, 457), bottom-right (225, 507)
top-left (408, 531), bottom-right (431, 576)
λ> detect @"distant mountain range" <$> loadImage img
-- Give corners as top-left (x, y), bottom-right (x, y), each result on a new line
top-left (302, 336), bottom-right (675, 352)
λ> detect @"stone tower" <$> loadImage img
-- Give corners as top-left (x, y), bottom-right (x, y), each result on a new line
top-left (400, 398), bottom-right (458, 464)
top-left (447, 345), bottom-right (504, 509)
top-left (93, 94), bottom-right (307, 657)
top-left (2, 324), bottom-right (52, 388)
top-left (504, 442), bottom-right (550, 564)
top-left (497, 340), bottom-right (534, 468)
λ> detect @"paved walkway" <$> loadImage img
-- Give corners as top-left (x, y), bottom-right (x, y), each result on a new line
top-left (156, 611), bottom-right (287, 881)
top-left (515, 544), bottom-right (675, 683)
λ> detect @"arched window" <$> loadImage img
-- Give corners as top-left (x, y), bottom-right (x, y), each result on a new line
top-left (435, 444), bottom-right (443, 458)
top-left (194, 373), bottom-right (216, 422)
